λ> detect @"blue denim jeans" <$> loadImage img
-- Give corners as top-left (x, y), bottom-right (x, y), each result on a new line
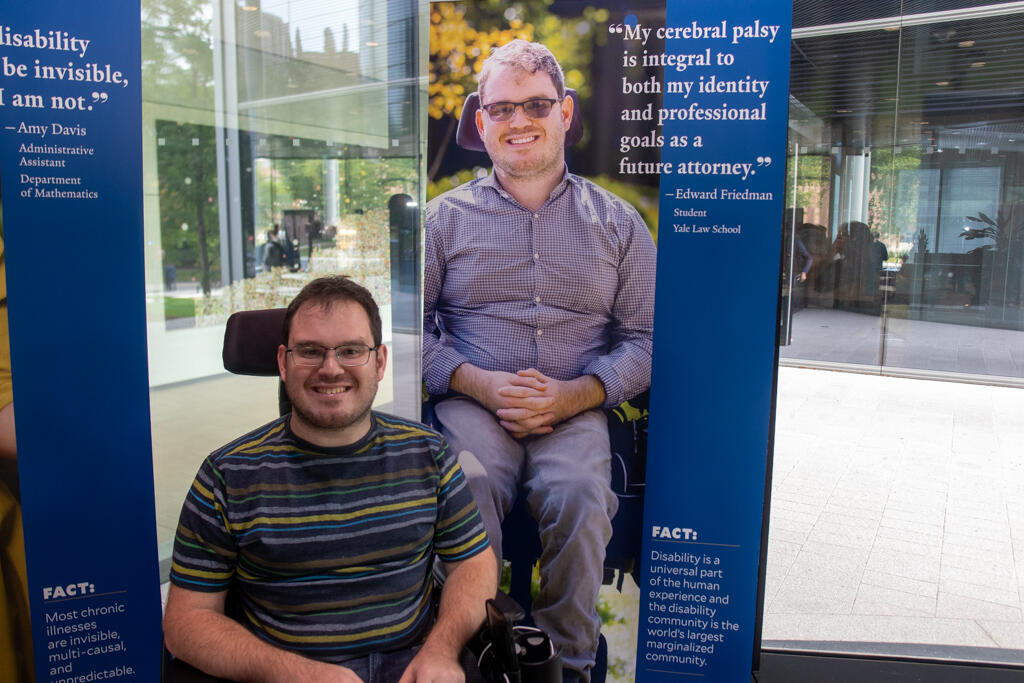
top-left (341, 646), bottom-right (483, 682)
top-left (342, 646), bottom-right (419, 682)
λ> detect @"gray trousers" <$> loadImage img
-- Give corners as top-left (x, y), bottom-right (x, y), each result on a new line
top-left (434, 397), bottom-right (617, 680)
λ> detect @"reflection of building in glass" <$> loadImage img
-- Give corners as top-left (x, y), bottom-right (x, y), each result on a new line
top-left (142, 0), bottom-right (419, 386)
top-left (781, 2), bottom-right (1024, 380)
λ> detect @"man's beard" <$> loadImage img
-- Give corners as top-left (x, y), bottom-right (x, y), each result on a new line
top-left (489, 126), bottom-right (565, 181)
top-left (290, 399), bottom-right (372, 432)
top-left (285, 372), bottom-right (378, 436)
top-left (497, 143), bottom-right (562, 180)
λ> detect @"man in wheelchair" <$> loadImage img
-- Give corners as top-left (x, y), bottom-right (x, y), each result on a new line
top-left (164, 276), bottom-right (496, 682)
top-left (424, 40), bottom-right (656, 682)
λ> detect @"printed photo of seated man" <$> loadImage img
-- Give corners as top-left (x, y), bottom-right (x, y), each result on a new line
top-left (425, 14), bottom-right (658, 680)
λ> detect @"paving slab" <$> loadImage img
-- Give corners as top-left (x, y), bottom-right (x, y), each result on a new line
top-left (766, 367), bottom-right (1024, 661)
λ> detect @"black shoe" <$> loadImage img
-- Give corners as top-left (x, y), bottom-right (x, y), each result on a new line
top-left (562, 669), bottom-right (583, 683)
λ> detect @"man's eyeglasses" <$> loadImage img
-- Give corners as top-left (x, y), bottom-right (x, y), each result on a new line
top-left (480, 98), bottom-right (560, 122)
top-left (286, 343), bottom-right (379, 367)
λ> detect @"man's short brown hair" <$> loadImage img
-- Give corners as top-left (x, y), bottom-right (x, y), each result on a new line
top-left (478, 39), bottom-right (566, 103)
top-left (282, 276), bottom-right (382, 346)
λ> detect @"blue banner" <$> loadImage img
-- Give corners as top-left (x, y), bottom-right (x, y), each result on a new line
top-left (0, 1), bottom-right (161, 681)
top-left (634, 2), bottom-right (792, 681)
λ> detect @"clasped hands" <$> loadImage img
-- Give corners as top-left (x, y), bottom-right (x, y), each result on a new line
top-left (482, 368), bottom-right (603, 438)
top-left (487, 368), bottom-right (561, 437)
top-left (451, 364), bottom-right (604, 438)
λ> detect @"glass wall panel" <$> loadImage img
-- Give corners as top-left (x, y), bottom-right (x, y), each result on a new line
top-left (779, 18), bottom-right (901, 367)
top-left (767, 0), bottom-right (1024, 668)
top-left (142, 0), bottom-right (424, 576)
top-left (885, 10), bottom-right (1024, 377)
top-left (781, 3), bottom-right (1024, 380)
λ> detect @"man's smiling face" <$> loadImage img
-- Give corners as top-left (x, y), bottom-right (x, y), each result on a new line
top-left (277, 300), bottom-right (386, 447)
top-left (476, 65), bottom-right (572, 183)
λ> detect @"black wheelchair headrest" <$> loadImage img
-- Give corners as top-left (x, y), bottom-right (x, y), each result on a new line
top-left (222, 308), bottom-right (287, 376)
top-left (456, 88), bottom-right (583, 152)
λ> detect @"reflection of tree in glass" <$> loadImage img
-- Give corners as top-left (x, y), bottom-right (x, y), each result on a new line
top-left (960, 206), bottom-right (1024, 314)
top-left (142, 0), bottom-right (215, 109)
top-left (868, 148), bottom-right (921, 249)
top-left (344, 159), bottom-right (418, 213)
top-left (156, 121), bottom-right (220, 294)
top-left (254, 157), bottom-right (416, 229)
top-left (144, 1), bottom-right (219, 295)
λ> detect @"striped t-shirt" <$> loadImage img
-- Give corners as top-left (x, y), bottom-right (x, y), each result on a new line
top-left (169, 412), bottom-right (489, 662)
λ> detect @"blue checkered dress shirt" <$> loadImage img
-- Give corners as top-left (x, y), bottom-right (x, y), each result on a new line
top-left (424, 170), bottom-right (656, 408)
